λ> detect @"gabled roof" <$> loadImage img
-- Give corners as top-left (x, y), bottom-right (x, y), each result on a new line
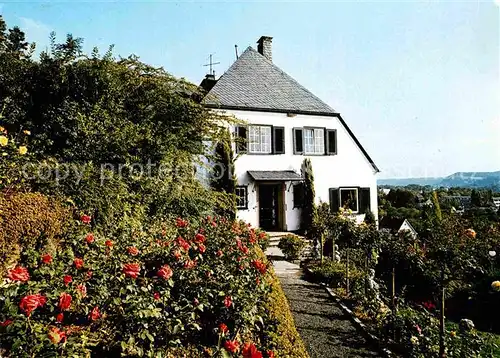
top-left (202, 45), bottom-right (379, 173)
top-left (379, 217), bottom-right (417, 235)
top-left (204, 47), bottom-right (336, 114)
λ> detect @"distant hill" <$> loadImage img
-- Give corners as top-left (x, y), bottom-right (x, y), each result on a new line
top-left (378, 171), bottom-right (500, 189)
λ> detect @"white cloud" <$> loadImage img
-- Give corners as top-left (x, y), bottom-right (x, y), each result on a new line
top-left (19, 17), bottom-right (53, 53)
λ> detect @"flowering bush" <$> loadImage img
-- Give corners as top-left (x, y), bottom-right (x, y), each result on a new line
top-left (0, 215), bottom-right (279, 357)
top-left (278, 234), bottom-right (306, 261)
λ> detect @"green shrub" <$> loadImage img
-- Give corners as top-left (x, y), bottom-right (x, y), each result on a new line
top-left (308, 259), bottom-right (365, 290)
top-left (278, 234), bottom-right (306, 261)
top-left (0, 192), bottom-right (69, 276)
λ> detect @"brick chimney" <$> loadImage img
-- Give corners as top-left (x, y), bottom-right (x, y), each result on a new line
top-left (257, 36), bottom-right (273, 62)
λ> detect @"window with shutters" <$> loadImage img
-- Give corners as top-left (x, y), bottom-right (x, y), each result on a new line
top-left (339, 188), bottom-right (359, 213)
top-left (235, 186), bottom-right (248, 209)
top-left (248, 125), bottom-right (272, 154)
top-left (303, 128), bottom-right (325, 154)
top-left (326, 129), bottom-right (337, 155)
top-left (273, 126), bottom-right (285, 154)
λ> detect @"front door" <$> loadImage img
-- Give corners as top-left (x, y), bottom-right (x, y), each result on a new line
top-left (258, 184), bottom-right (281, 231)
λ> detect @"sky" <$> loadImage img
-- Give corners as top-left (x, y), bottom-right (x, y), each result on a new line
top-left (1, 1), bottom-right (498, 178)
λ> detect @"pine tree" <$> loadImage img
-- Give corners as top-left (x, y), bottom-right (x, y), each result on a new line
top-left (301, 158), bottom-right (316, 236)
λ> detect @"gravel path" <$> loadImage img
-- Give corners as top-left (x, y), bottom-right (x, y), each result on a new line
top-left (273, 259), bottom-right (382, 358)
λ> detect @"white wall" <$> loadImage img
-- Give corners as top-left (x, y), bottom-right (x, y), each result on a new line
top-left (218, 109), bottom-right (378, 230)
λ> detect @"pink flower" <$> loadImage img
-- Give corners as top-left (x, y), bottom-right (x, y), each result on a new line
top-left (7, 266), bottom-right (30, 282)
top-left (415, 324), bottom-right (422, 335)
top-left (154, 292), bottom-right (160, 301)
top-left (157, 264), bottom-right (173, 280)
top-left (198, 243), bottom-right (206, 253)
top-left (224, 296), bottom-right (232, 308)
top-left (85, 233), bottom-right (95, 244)
top-left (76, 284), bottom-right (87, 298)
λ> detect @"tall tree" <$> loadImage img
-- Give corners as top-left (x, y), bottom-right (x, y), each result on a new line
top-left (301, 158), bottom-right (316, 235)
top-left (5, 26), bottom-right (28, 54)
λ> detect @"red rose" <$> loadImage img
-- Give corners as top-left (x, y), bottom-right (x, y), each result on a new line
top-left (85, 233), bottom-right (95, 244)
top-left (48, 327), bottom-right (66, 344)
top-left (259, 232), bottom-right (267, 240)
top-left (127, 246), bottom-right (139, 256)
top-left (175, 217), bottom-right (188, 228)
top-left (224, 296), bottom-right (232, 308)
top-left (123, 263), bottom-right (141, 279)
top-left (242, 342), bottom-right (263, 358)
top-left (58, 293), bottom-right (72, 311)
top-left (56, 312), bottom-right (64, 323)
top-left (41, 254), bottom-right (53, 264)
top-left (157, 264), bottom-right (173, 280)
top-left (86, 270), bottom-right (93, 279)
top-left (89, 306), bottom-right (100, 321)
top-left (7, 266), bottom-right (29, 282)
top-left (74, 258), bottom-right (84, 269)
top-left (216, 250), bottom-right (223, 258)
top-left (224, 339), bottom-right (239, 353)
top-left (176, 236), bottom-right (190, 251)
top-left (211, 221), bottom-right (217, 228)
top-left (153, 292), bottom-right (160, 301)
top-left (76, 284), bottom-right (87, 298)
top-left (20, 294), bottom-right (46, 316)
top-left (198, 243), bottom-right (206, 253)
top-left (105, 240), bottom-right (113, 247)
top-left (0, 319), bottom-right (13, 327)
top-left (63, 275), bottom-right (73, 286)
top-left (267, 351), bottom-right (275, 358)
top-left (194, 233), bottom-right (206, 244)
top-left (252, 260), bottom-right (267, 275)
top-left (219, 323), bottom-right (229, 334)
top-left (80, 215), bottom-right (91, 224)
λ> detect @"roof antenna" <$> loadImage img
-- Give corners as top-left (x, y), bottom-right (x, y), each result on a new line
top-left (235, 45), bottom-right (239, 60)
top-left (203, 53), bottom-right (220, 76)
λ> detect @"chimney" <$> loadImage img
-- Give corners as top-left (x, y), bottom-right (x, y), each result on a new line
top-left (200, 74), bottom-right (217, 92)
top-left (257, 36), bottom-right (273, 62)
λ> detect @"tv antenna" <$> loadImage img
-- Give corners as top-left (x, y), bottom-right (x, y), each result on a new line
top-left (203, 53), bottom-right (220, 76)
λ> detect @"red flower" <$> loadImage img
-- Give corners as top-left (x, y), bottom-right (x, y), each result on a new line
top-left (76, 284), bottom-right (87, 297)
top-left (175, 217), bottom-right (188, 228)
top-left (219, 323), bottom-right (229, 334)
top-left (80, 215), bottom-right (91, 224)
top-left (242, 342), bottom-right (263, 358)
top-left (7, 266), bottom-right (29, 282)
top-left (157, 264), bottom-right (173, 280)
top-left (422, 301), bottom-right (436, 310)
top-left (153, 292), bottom-right (160, 301)
top-left (216, 250), bottom-right (223, 257)
top-left (0, 319), bottom-right (13, 327)
top-left (63, 275), bottom-right (72, 286)
top-left (267, 351), bottom-right (275, 358)
top-left (58, 293), bottom-right (72, 311)
top-left (105, 240), bottom-right (113, 247)
top-left (194, 233), bottom-right (206, 244)
top-left (127, 246), bottom-right (139, 256)
top-left (224, 296), bottom-right (232, 308)
top-left (89, 306), bottom-right (100, 321)
top-left (41, 254), bottom-right (53, 264)
top-left (19, 294), bottom-right (46, 316)
top-left (224, 339), bottom-right (240, 353)
top-left (86, 270), bottom-right (93, 279)
top-left (211, 221), bottom-right (217, 228)
top-left (56, 313), bottom-right (64, 323)
top-left (184, 259), bottom-right (197, 269)
top-left (198, 243), bottom-right (206, 253)
top-left (252, 260), bottom-right (267, 275)
top-left (74, 258), bottom-right (84, 269)
top-left (259, 232), bottom-right (267, 240)
top-left (85, 233), bottom-right (95, 244)
top-left (48, 327), bottom-right (66, 344)
top-left (123, 263), bottom-right (141, 279)
top-left (176, 236), bottom-right (190, 251)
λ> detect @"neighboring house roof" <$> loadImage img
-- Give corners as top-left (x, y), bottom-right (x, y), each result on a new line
top-left (202, 45), bottom-right (379, 172)
top-left (248, 170), bottom-right (303, 181)
top-left (379, 217), bottom-right (417, 236)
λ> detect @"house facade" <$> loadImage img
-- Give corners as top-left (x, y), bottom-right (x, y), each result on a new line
top-left (202, 36), bottom-right (379, 231)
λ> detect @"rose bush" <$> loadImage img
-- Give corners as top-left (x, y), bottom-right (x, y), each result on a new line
top-left (0, 214), bottom-right (287, 357)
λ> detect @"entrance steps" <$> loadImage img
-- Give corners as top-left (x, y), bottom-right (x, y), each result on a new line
top-left (265, 231), bottom-right (316, 260)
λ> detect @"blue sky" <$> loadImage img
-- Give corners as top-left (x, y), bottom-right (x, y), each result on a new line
top-left (1, 1), bottom-right (498, 178)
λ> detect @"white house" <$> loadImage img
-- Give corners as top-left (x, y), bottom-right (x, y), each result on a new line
top-left (201, 36), bottom-right (379, 231)
top-left (379, 217), bottom-right (418, 239)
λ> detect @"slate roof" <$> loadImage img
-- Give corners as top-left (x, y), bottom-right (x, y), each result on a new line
top-left (204, 47), bottom-right (336, 114)
top-left (379, 217), bottom-right (406, 231)
top-left (248, 170), bottom-right (303, 181)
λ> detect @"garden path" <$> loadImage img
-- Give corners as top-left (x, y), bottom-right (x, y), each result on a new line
top-left (272, 258), bottom-right (382, 358)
